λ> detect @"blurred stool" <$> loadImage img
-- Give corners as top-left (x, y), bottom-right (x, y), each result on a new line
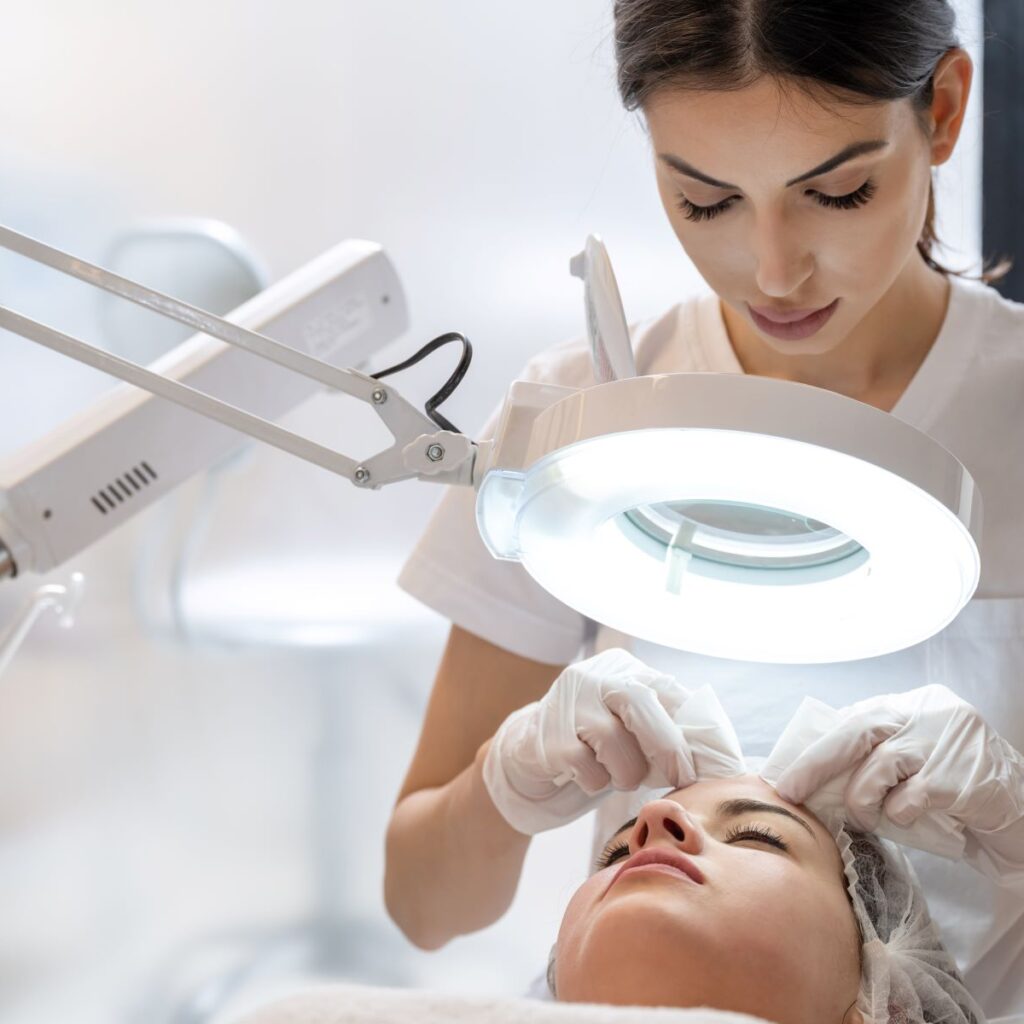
top-left (131, 558), bottom-right (443, 1024)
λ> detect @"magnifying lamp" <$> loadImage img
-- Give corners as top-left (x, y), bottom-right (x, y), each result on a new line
top-left (0, 224), bottom-right (980, 663)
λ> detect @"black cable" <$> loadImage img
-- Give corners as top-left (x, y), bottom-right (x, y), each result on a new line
top-left (369, 331), bottom-right (472, 433)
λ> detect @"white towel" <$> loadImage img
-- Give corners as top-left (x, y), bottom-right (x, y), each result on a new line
top-left (230, 982), bottom-right (771, 1024)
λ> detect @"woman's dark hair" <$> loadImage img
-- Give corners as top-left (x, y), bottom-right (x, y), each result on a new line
top-left (613, 0), bottom-right (1011, 285)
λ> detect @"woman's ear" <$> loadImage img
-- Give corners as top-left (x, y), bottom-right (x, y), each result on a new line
top-left (546, 941), bottom-right (558, 998)
top-left (841, 1000), bottom-right (865, 1024)
top-left (928, 47), bottom-right (973, 166)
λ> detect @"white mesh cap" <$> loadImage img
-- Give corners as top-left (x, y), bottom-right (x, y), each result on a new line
top-left (827, 812), bottom-right (987, 1024)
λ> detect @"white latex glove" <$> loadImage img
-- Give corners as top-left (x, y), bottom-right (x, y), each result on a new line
top-left (773, 684), bottom-right (1024, 891)
top-left (759, 695), bottom-right (966, 860)
top-left (483, 648), bottom-right (728, 836)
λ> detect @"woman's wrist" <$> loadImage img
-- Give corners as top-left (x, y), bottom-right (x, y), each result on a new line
top-left (461, 737), bottom-right (533, 853)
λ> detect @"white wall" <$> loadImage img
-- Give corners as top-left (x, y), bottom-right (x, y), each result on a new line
top-left (0, 2), bottom-right (984, 1022)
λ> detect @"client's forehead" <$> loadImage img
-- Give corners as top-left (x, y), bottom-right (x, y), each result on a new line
top-left (668, 773), bottom-right (796, 807)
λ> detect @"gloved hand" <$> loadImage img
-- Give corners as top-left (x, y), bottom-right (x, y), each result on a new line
top-left (483, 648), bottom-right (706, 836)
top-left (773, 684), bottom-right (1024, 891)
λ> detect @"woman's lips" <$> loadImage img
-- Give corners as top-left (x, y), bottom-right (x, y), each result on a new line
top-left (615, 863), bottom-right (698, 886)
top-left (748, 298), bottom-right (840, 340)
top-left (604, 848), bottom-right (705, 897)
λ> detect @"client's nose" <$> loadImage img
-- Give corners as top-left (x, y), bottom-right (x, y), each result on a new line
top-left (629, 798), bottom-right (703, 855)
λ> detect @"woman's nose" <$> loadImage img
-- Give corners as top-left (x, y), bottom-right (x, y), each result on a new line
top-left (628, 798), bottom-right (704, 856)
top-left (752, 216), bottom-right (814, 298)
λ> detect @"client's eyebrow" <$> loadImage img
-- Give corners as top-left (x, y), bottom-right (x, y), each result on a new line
top-left (658, 138), bottom-right (889, 191)
top-left (717, 798), bottom-right (818, 843)
top-left (599, 798), bottom-right (817, 852)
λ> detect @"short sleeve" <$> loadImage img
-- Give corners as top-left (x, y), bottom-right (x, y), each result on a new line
top-left (396, 336), bottom-right (599, 665)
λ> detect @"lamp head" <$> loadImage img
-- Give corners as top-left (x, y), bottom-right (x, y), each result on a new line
top-left (476, 238), bottom-right (981, 664)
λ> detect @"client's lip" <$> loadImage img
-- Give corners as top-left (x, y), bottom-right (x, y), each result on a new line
top-left (605, 848), bottom-right (705, 895)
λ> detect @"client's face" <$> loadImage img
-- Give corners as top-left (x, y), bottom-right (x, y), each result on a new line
top-left (555, 775), bottom-right (863, 1024)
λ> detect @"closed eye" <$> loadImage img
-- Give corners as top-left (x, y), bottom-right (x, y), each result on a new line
top-left (723, 823), bottom-right (789, 851)
top-left (675, 192), bottom-right (739, 223)
top-left (675, 178), bottom-right (877, 223)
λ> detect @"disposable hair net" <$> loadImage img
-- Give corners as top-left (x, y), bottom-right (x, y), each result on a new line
top-left (826, 814), bottom-right (987, 1024)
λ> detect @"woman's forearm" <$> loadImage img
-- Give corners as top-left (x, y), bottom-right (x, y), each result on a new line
top-left (384, 738), bottom-right (531, 949)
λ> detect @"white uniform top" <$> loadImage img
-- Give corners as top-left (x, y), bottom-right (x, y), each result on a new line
top-left (399, 276), bottom-right (1024, 1019)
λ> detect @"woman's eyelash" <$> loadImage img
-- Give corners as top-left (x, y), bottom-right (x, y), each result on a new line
top-left (723, 823), bottom-right (789, 851)
top-left (594, 822), bottom-right (790, 869)
top-left (676, 194), bottom-right (739, 223)
top-left (813, 178), bottom-right (877, 211)
top-left (595, 841), bottom-right (630, 870)
top-left (675, 178), bottom-right (878, 223)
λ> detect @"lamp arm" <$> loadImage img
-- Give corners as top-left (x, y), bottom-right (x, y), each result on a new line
top-left (0, 224), bottom-right (479, 492)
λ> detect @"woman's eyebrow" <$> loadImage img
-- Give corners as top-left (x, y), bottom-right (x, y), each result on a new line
top-left (657, 138), bottom-right (890, 191)
top-left (717, 798), bottom-right (818, 843)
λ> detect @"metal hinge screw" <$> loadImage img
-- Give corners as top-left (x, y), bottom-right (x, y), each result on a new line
top-left (354, 466), bottom-right (371, 484)
top-left (426, 443), bottom-right (445, 463)
top-left (371, 388), bottom-right (387, 404)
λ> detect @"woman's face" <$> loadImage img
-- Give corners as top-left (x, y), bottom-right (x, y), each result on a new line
top-left (643, 72), bottom-right (951, 358)
top-left (555, 775), bottom-right (863, 1024)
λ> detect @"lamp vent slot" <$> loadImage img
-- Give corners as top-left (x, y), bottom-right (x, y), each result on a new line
top-left (90, 462), bottom-right (158, 515)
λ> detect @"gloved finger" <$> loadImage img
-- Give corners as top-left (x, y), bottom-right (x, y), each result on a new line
top-left (842, 738), bottom-right (926, 831)
top-left (602, 681), bottom-right (697, 789)
top-left (576, 712), bottom-right (650, 790)
top-left (774, 706), bottom-right (906, 806)
top-left (882, 773), bottom-right (936, 827)
top-left (678, 686), bottom-right (747, 779)
top-left (551, 735), bottom-right (612, 796)
top-left (884, 752), bottom-right (972, 825)
top-left (642, 672), bottom-right (692, 723)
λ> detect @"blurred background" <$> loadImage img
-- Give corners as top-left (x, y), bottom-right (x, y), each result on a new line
top-left (0, 2), bottom-right (988, 1022)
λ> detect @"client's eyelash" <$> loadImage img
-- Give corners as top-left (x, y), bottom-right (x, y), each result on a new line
top-left (595, 841), bottom-right (630, 870)
top-left (594, 822), bottom-right (789, 870)
top-left (675, 178), bottom-right (878, 223)
top-left (723, 823), bottom-right (789, 851)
